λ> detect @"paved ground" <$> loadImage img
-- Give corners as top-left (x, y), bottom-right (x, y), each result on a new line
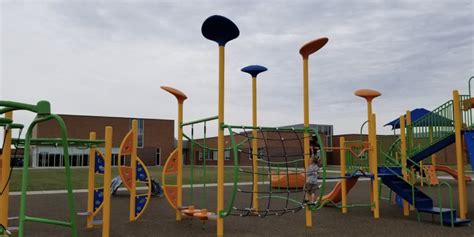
top-left (6, 179), bottom-right (474, 237)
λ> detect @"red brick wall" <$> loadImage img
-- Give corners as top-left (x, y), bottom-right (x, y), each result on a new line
top-left (34, 114), bottom-right (174, 166)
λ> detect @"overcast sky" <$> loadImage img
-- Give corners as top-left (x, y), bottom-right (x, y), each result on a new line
top-left (1, 0), bottom-right (473, 138)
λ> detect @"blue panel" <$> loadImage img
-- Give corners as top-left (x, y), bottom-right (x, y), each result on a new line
top-left (463, 131), bottom-right (474, 171)
top-left (201, 15), bottom-right (239, 46)
top-left (409, 134), bottom-right (455, 165)
top-left (95, 152), bottom-right (105, 174)
top-left (93, 188), bottom-right (104, 212)
top-left (384, 108), bottom-right (453, 130)
top-left (135, 195), bottom-right (148, 217)
top-left (136, 163), bottom-right (148, 182)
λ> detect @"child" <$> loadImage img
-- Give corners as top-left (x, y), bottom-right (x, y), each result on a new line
top-left (304, 138), bottom-right (320, 205)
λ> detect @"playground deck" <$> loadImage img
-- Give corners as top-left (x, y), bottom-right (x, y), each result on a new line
top-left (6, 179), bottom-right (473, 237)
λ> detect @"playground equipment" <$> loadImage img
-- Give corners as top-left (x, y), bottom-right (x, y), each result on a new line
top-left (161, 15), bottom-right (333, 237)
top-left (354, 89), bottom-right (381, 218)
top-left (77, 129), bottom-right (113, 237)
top-left (377, 84), bottom-right (473, 226)
top-left (0, 100), bottom-right (111, 237)
top-left (241, 64), bottom-right (267, 211)
top-left (117, 120), bottom-right (152, 221)
top-left (423, 165), bottom-right (472, 185)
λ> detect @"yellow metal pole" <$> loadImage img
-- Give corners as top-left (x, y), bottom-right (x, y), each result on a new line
top-left (102, 126), bottom-right (113, 237)
top-left (177, 102), bottom-right (184, 221)
top-left (302, 58), bottom-right (313, 227)
top-left (252, 76), bottom-right (259, 212)
top-left (453, 90), bottom-right (467, 219)
top-left (217, 46), bottom-right (225, 236)
top-left (86, 132), bottom-right (96, 229)
top-left (400, 116), bottom-right (410, 216)
top-left (130, 120), bottom-right (138, 221)
top-left (340, 137), bottom-right (347, 214)
top-left (367, 100), bottom-right (374, 211)
top-left (406, 111), bottom-right (415, 211)
top-left (371, 113), bottom-right (380, 219)
top-left (0, 112), bottom-right (12, 228)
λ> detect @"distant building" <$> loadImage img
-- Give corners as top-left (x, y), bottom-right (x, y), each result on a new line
top-left (31, 114), bottom-right (174, 167)
top-left (182, 124), bottom-right (333, 166)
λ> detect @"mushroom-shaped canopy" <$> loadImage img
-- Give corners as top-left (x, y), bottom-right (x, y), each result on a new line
top-left (201, 15), bottom-right (240, 46)
top-left (161, 86), bottom-right (188, 103)
top-left (241, 65), bottom-right (268, 78)
top-left (354, 89), bottom-right (382, 101)
top-left (299, 37), bottom-right (329, 59)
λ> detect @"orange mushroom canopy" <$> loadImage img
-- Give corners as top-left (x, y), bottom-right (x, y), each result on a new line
top-left (161, 86), bottom-right (188, 103)
top-left (354, 89), bottom-right (382, 101)
top-left (299, 37), bottom-right (329, 59)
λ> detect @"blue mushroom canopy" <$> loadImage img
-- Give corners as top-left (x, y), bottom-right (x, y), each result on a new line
top-left (201, 15), bottom-right (240, 46)
top-left (241, 65), bottom-right (268, 78)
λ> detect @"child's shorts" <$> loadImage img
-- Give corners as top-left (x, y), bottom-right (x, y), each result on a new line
top-left (305, 183), bottom-right (319, 194)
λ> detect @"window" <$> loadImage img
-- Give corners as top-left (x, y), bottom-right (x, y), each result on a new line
top-left (248, 148), bottom-right (264, 160)
top-left (156, 148), bottom-right (161, 166)
top-left (225, 150), bottom-right (231, 160)
top-left (130, 119), bottom-right (145, 148)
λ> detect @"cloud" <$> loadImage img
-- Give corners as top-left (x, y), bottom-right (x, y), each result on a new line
top-left (1, 0), bottom-right (472, 138)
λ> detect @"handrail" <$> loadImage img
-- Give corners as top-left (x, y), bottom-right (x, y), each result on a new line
top-left (0, 101), bottom-right (51, 115)
top-left (181, 115), bottom-right (218, 127)
top-left (438, 181), bottom-right (455, 227)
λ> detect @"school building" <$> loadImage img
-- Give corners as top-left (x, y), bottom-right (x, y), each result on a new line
top-left (30, 114), bottom-right (174, 167)
top-left (18, 113), bottom-right (464, 168)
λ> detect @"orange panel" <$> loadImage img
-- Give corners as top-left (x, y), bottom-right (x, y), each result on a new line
top-left (120, 166), bottom-right (133, 190)
top-left (120, 131), bottom-right (134, 155)
top-left (423, 165), bottom-right (439, 185)
top-left (164, 150), bottom-right (178, 174)
top-left (164, 186), bottom-right (178, 208)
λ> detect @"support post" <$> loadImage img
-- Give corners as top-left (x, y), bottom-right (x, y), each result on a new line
top-left (102, 126), bottom-right (112, 237)
top-left (217, 46), bottom-right (225, 236)
top-left (406, 111), bottom-right (415, 211)
top-left (453, 90), bottom-right (467, 219)
top-left (340, 137), bottom-right (347, 214)
top-left (177, 101), bottom-right (184, 221)
top-left (129, 120), bottom-right (138, 221)
top-left (86, 132), bottom-right (96, 229)
top-left (0, 112), bottom-right (12, 228)
top-left (371, 113), bottom-right (380, 219)
top-left (400, 116), bottom-right (410, 216)
top-left (302, 57), bottom-right (312, 227)
top-left (251, 76), bottom-right (259, 212)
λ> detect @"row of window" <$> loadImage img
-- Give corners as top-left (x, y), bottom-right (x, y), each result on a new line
top-left (36, 153), bottom-right (127, 167)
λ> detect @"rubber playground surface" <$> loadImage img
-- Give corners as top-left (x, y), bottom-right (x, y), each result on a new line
top-left (7, 179), bottom-right (474, 237)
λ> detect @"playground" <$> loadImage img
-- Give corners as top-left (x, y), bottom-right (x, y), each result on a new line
top-left (4, 180), bottom-right (474, 236)
top-left (1, 12), bottom-right (473, 237)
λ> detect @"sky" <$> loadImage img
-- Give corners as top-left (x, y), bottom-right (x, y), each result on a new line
top-left (1, 0), bottom-right (473, 138)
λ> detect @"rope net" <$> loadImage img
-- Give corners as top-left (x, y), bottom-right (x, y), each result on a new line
top-left (181, 118), bottom-right (328, 218)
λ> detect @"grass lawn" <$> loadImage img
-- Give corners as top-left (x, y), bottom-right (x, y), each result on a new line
top-left (6, 164), bottom-right (469, 192)
top-left (6, 166), bottom-right (258, 192)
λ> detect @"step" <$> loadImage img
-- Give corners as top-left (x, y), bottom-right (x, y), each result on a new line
top-left (447, 218), bottom-right (471, 226)
top-left (418, 207), bottom-right (455, 214)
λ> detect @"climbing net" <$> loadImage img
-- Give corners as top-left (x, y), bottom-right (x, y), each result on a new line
top-left (180, 117), bottom-right (328, 218)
